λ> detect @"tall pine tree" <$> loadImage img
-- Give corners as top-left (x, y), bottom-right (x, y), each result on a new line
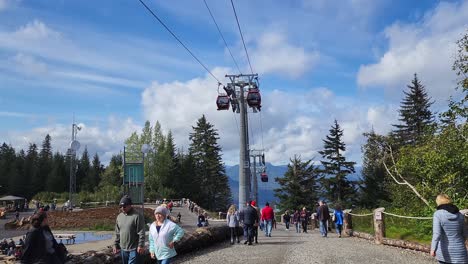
top-left (35, 134), bottom-right (53, 194)
top-left (319, 120), bottom-right (356, 206)
top-left (46, 152), bottom-right (68, 193)
top-left (392, 74), bottom-right (435, 145)
top-left (76, 147), bottom-right (91, 192)
top-left (274, 155), bottom-right (320, 211)
top-left (358, 130), bottom-right (391, 208)
top-left (189, 115), bottom-right (231, 211)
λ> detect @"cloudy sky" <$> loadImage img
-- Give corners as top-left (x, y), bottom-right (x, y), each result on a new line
top-left (0, 0), bottom-right (466, 165)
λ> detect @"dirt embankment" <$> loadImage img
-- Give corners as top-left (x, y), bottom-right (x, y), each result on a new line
top-left (6, 207), bottom-right (154, 230)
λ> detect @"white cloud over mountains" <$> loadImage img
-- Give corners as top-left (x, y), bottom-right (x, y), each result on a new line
top-left (140, 71), bottom-right (396, 165)
top-left (357, 1), bottom-right (468, 102)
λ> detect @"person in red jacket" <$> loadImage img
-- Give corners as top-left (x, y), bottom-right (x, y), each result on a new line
top-left (261, 202), bottom-right (274, 237)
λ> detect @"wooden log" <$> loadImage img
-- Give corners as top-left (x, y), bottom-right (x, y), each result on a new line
top-left (382, 238), bottom-right (430, 253)
top-left (343, 210), bottom-right (353, 236)
top-left (351, 231), bottom-right (374, 241)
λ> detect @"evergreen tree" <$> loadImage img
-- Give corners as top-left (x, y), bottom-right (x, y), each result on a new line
top-left (90, 153), bottom-right (103, 190)
top-left (319, 120), bottom-right (356, 206)
top-left (46, 152), bottom-right (68, 193)
top-left (76, 147), bottom-right (91, 192)
top-left (9, 150), bottom-right (25, 197)
top-left (189, 115), bottom-right (231, 211)
top-left (100, 154), bottom-right (123, 187)
top-left (274, 155), bottom-right (320, 211)
top-left (358, 130), bottom-right (391, 208)
top-left (158, 131), bottom-right (177, 198)
top-left (392, 74), bottom-right (435, 145)
top-left (0, 143), bottom-right (16, 195)
top-left (36, 134), bottom-right (53, 193)
top-left (23, 144), bottom-right (39, 199)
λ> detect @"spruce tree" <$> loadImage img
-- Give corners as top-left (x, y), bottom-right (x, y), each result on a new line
top-left (392, 74), bottom-right (435, 145)
top-left (274, 155), bottom-right (320, 211)
top-left (189, 115), bottom-right (231, 211)
top-left (23, 144), bottom-right (39, 199)
top-left (319, 120), bottom-right (356, 206)
top-left (90, 153), bottom-right (103, 190)
top-left (0, 143), bottom-right (16, 195)
top-left (100, 154), bottom-right (123, 187)
top-left (46, 153), bottom-right (68, 193)
top-left (359, 130), bottom-right (390, 208)
top-left (76, 147), bottom-right (91, 192)
top-left (36, 134), bottom-right (53, 193)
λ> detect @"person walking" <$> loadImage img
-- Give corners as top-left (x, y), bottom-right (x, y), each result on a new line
top-left (113, 196), bottom-right (145, 264)
top-left (293, 209), bottom-right (301, 233)
top-left (283, 211), bottom-right (291, 231)
top-left (261, 202), bottom-right (274, 237)
top-left (430, 194), bottom-right (468, 264)
top-left (333, 205), bottom-right (344, 238)
top-left (317, 200), bottom-right (330, 237)
top-left (21, 212), bottom-right (65, 264)
top-left (300, 207), bottom-right (308, 233)
top-left (226, 204), bottom-right (240, 244)
top-left (241, 201), bottom-right (258, 245)
top-left (250, 201), bottom-right (260, 243)
top-left (149, 206), bottom-right (184, 264)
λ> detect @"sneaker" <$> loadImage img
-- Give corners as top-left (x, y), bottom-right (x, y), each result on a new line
top-left (268, 234), bottom-right (271, 237)
top-left (244, 241), bottom-right (248, 245)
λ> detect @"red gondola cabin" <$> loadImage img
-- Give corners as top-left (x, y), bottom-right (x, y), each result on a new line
top-left (261, 172), bottom-right (268, 182)
top-left (246, 88), bottom-right (261, 108)
top-left (216, 95), bottom-right (230, 110)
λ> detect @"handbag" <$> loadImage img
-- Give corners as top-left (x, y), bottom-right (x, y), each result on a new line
top-left (332, 214), bottom-right (336, 222)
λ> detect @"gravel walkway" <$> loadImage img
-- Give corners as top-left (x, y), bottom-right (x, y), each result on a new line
top-left (173, 226), bottom-right (437, 264)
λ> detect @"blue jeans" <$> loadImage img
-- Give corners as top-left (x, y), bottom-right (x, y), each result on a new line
top-left (158, 257), bottom-right (173, 264)
top-left (319, 220), bottom-right (328, 237)
top-left (264, 220), bottom-right (273, 236)
top-left (121, 249), bottom-right (140, 264)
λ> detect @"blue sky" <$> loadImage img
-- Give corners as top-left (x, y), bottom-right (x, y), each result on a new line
top-left (0, 0), bottom-right (466, 165)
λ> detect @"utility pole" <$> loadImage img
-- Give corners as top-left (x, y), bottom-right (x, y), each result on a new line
top-left (225, 73), bottom-right (259, 210)
top-left (250, 149), bottom-right (265, 204)
top-left (67, 121), bottom-right (81, 209)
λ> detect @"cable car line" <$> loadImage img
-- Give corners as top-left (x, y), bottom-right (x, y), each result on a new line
top-left (137, 0), bottom-right (222, 84)
top-left (230, 0), bottom-right (254, 74)
top-left (203, 0), bottom-right (242, 75)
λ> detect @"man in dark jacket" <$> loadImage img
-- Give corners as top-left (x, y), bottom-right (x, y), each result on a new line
top-left (317, 200), bottom-right (330, 237)
top-left (241, 201), bottom-right (258, 245)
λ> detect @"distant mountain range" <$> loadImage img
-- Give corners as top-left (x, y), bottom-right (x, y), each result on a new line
top-left (225, 163), bottom-right (362, 206)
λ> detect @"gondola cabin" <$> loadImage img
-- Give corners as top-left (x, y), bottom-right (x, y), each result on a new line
top-left (261, 172), bottom-right (268, 182)
top-left (216, 95), bottom-right (230, 110)
top-left (246, 88), bottom-right (261, 108)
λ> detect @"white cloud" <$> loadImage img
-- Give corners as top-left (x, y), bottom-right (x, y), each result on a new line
top-left (12, 53), bottom-right (48, 75)
top-left (0, 117), bottom-right (141, 164)
top-left (13, 20), bottom-right (61, 40)
top-left (140, 71), bottom-right (397, 165)
top-left (250, 32), bottom-right (319, 78)
top-left (357, 1), bottom-right (468, 102)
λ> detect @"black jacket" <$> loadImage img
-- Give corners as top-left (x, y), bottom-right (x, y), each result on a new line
top-left (21, 226), bottom-right (59, 264)
top-left (242, 205), bottom-right (258, 225)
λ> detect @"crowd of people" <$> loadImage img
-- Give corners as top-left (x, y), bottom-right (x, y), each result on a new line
top-left (3, 193), bottom-right (465, 264)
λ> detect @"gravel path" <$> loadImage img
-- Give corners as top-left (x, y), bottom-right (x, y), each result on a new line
top-left (173, 226), bottom-right (436, 264)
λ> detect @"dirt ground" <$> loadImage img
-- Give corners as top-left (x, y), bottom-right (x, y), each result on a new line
top-left (45, 207), bottom-right (154, 229)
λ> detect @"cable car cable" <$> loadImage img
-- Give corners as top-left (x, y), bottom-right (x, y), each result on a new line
top-left (230, 0), bottom-right (254, 74)
top-left (203, 0), bottom-right (242, 75)
top-left (137, 0), bottom-right (222, 84)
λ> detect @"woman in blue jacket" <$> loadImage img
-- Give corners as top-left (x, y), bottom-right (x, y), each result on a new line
top-left (333, 205), bottom-right (344, 238)
top-left (149, 206), bottom-right (185, 264)
top-left (430, 194), bottom-right (468, 264)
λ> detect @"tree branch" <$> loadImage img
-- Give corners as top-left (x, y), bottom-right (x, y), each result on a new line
top-left (383, 146), bottom-right (433, 209)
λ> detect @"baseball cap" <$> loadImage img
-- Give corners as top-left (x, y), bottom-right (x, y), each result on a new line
top-left (119, 196), bottom-right (132, 207)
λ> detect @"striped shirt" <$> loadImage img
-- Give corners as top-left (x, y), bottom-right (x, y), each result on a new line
top-left (431, 209), bottom-right (468, 264)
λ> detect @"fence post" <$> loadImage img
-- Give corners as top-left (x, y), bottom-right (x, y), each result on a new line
top-left (343, 209), bottom-right (352, 236)
top-left (373, 207), bottom-right (385, 245)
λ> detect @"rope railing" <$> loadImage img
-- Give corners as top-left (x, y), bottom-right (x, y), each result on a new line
top-left (381, 211), bottom-right (433, 220)
top-left (347, 212), bottom-right (374, 217)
